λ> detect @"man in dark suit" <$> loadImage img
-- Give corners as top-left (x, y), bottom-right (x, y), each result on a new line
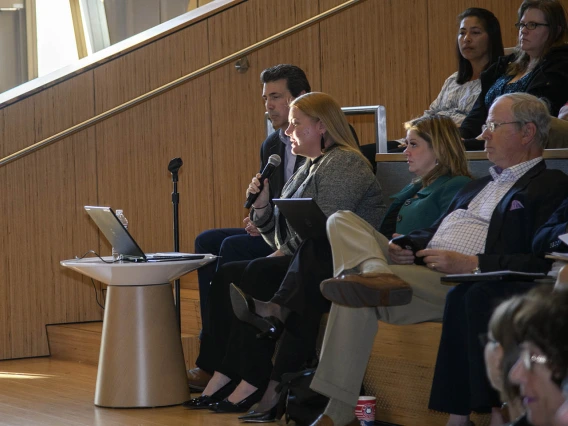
top-left (189, 65), bottom-right (310, 389)
top-left (308, 93), bottom-right (568, 426)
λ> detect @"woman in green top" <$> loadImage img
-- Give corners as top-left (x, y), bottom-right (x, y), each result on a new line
top-left (380, 114), bottom-right (473, 239)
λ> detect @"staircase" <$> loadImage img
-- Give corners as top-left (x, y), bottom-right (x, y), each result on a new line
top-left (47, 283), bottom-right (202, 371)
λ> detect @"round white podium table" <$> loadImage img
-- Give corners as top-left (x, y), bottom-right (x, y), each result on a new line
top-left (61, 255), bottom-right (215, 408)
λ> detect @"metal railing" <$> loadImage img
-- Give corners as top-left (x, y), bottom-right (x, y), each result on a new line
top-left (0, 0), bottom-right (363, 167)
top-left (266, 105), bottom-right (387, 154)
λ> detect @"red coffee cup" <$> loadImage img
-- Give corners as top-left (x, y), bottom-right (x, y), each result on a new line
top-left (354, 396), bottom-right (376, 425)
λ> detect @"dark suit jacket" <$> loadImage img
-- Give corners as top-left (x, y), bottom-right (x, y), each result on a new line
top-left (406, 161), bottom-right (568, 273)
top-left (259, 131), bottom-right (305, 200)
top-left (533, 196), bottom-right (568, 254)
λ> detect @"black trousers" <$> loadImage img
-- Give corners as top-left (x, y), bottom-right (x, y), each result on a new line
top-left (428, 280), bottom-right (538, 415)
top-left (194, 228), bottom-right (273, 332)
top-left (195, 255), bottom-right (291, 377)
top-left (221, 237), bottom-right (333, 388)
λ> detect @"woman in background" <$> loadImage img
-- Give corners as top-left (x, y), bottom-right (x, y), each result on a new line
top-left (390, 7), bottom-right (503, 150)
top-left (460, 0), bottom-right (568, 150)
top-left (424, 7), bottom-right (504, 126)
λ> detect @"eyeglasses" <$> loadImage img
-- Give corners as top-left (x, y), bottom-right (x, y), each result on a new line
top-left (520, 349), bottom-right (548, 371)
top-left (515, 21), bottom-right (550, 30)
top-left (479, 332), bottom-right (498, 348)
top-left (482, 121), bottom-right (523, 133)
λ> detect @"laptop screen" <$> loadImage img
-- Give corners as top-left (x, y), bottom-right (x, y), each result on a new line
top-left (84, 206), bottom-right (147, 261)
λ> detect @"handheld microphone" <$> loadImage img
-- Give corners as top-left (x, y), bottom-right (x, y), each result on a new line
top-left (244, 154), bottom-right (281, 209)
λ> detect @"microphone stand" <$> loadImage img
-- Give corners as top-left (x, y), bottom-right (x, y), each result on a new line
top-left (168, 157), bottom-right (183, 330)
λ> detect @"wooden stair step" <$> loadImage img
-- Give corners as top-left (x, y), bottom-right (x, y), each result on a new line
top-left (47, 322), bottom-right (200, 371)
top-left (180, 288), bottom-right (202, 335)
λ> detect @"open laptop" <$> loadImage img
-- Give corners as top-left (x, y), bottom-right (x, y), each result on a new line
top-left (272, 198), bottom-right (328, 240)
top-left (84, 206), bottom-right (205, 262)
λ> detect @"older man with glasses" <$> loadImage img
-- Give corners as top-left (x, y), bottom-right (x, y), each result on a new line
top-left (309, 93), bottom-right (568, 426)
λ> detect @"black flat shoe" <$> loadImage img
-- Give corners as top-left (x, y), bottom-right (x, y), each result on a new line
top-left (209, 388), bottom-right (265, 413)
top-left (182, 381), bottom-right (236, 409)
top-left (238, 405), bottom-right (279, 422)
top-left (230, 283), bottom-right (284, 340)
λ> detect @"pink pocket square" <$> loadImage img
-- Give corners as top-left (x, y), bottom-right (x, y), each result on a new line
top-left (510, 200), bottom-right (525, 210)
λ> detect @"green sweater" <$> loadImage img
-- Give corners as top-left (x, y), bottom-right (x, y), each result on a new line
top-left (381, 175), bottom-right (472, 237)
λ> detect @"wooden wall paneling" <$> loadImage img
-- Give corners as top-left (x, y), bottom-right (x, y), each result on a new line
top-left (207, 58), bottom-right (264, 228)
top-left (92, 18), bottom-right (213, 255)
top-left (207, 0), bottom-right (319, 62)
top-left (208, 26), bottom-right (322, 229)
top-left (3, 72), bottom-right (101, 358)
top-left (1, 98), bottom-right (37, 359)
top-left (93, 20), bottom-right (210, 113)
top-left (319, 0), bottom-right (431, 142)
top-left (0, 109), bottom-right (9, 359)
top-left (94, 79), bottom-right (214, 256)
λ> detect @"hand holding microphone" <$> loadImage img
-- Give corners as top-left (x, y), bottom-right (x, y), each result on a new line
top-left (244, 154), bottom-right (281, 209)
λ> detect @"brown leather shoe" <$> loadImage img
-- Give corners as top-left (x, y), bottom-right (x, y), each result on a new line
top-left (309, 414), bottom-right (360, 426)
top-left (187, 367), bottom-right (212, 391)
top-left (320, 273), bottom-right (412, 307)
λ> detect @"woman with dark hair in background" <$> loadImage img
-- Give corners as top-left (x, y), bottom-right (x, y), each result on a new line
top-left (424, 8), bottom-right (504, 125)
top-left (460, 0), bottom-right (568, 150)
top-left (389, 7), bottom-right (503, 151)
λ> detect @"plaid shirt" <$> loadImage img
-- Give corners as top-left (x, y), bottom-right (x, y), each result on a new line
top-left (427, 157), bottom-right (543, 255)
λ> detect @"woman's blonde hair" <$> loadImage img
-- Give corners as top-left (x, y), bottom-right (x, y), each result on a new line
top-left (404, 115), bottom-right (471, 187)
top-left (289, 92), bottom-right (372, 170)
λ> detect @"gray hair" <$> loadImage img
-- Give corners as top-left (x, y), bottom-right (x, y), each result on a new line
top-left (496, 93), bottom-right (551, 149)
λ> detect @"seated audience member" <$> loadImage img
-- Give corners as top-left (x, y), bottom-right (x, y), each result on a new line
top-left (308, 93), bottom-right (568, 426)
top-left (533, 195), bottom-right (568, 256)
top-left (424, 8), bottom-right (503, 126)
top-left (381, 115), bottom-right (472, 239)
top-left (188, 64), bottom-right (309, 389)
top-left (228, 114), bottom-right (472, 422)
top-left (389, 8), bottom-right (503, 151)
top-left (460, 0), bottom-right (568, 150)
top-left (428, 94), bottom-right (568, 426)
top-left (183, 92), bottom-right (385, 414)
top-left (483, 293), bottom-right (545, 425)
top-left (508, 287), bottom-right (568, 426)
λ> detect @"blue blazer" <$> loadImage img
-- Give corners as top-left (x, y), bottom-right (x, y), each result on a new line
top-left (533, 196), bottom-right (568, 254)
top-left (406, 161), bottom-right (568, 273)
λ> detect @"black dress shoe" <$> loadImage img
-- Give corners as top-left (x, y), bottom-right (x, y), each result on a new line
top-left (182, 381), bottom-right (236, 409)
top-left (230, 283), bottom-right (284, 340)
top-left (238, 405), bottom-right (278, 422)
top-left (209, 388), bottom-right (264, 413)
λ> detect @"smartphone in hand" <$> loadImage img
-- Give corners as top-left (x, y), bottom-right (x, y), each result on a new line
top-left (390, 235), bottom-right (425, 266)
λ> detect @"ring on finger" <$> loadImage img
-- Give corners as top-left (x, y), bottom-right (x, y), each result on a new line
top-left (429, 263), bottom-right (437, 270)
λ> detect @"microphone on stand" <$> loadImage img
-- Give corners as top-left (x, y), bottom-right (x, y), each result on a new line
top-left (168, 157), bottom-right (183, 181)
top-left (168, 157), bottom-right (183, 329)
top-left (244, 154), bottom-right (281, 209)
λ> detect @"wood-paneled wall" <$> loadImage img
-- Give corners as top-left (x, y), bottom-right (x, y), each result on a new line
top-left (1, 0), bottom-right (567, 359)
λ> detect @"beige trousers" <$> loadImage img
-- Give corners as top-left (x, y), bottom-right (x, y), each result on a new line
top-left (310, 211), bottom-right (448, 406)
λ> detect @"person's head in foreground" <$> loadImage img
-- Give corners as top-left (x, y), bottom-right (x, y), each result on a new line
top-left (508, 286), bottom-right (568, 425)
